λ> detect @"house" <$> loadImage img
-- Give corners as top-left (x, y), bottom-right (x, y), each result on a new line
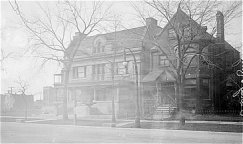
top-left (142, 7), bottom-right (241, 116)
top-left (53, 7), bottom-right (241, 118)
top-left (54, 19), bottom-right (161, 118)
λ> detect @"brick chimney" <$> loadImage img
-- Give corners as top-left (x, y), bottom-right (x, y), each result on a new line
top-left (146, 17), bottom-right (157, 28)
top-left (216, 11), bottom-right (224, 43)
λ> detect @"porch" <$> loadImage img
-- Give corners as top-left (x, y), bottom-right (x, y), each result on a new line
top-left (55, 81), bottom-right (137, 119)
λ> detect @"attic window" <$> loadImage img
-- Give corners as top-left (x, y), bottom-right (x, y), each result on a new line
top-left (96, 41), bottom-right (105, 53)
top-left (168, 29), bottom-right (176, 40)
top-left (183, 26), bottom-right (191, 38)
top-left (93, 36), bottom-right (106, 54)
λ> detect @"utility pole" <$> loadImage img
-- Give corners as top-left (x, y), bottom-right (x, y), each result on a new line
top-left (111, 34), bottom-right (117, 127)
top-left (123, 48), bottom-right (140, 128)
top-left (74, 89), bottom-right (77, 125)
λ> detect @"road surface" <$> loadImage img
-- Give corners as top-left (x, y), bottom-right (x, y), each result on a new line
top-left (1, 122), bottom-right (242, 143)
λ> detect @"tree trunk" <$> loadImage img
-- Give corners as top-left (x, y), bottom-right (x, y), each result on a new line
top-left (175, 74), bottom-right (185, 112)
top-left (63, 64), bottom-right (71, 120)
top-left (62, 34), bottom-right (87, 121)
top-left (178, 82), bottom-right (184, 111)
top-left (175, 82), bottom-right (179, 109)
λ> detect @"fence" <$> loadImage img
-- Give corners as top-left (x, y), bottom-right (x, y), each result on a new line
top-left (196, 109), bottom-right (240, 115)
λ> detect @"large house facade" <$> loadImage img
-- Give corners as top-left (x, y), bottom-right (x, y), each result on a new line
top-left (51, 7), bottom-right (241, 118)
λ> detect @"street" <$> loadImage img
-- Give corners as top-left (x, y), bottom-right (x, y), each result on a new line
top-left (1, 122), bottom-right (242, 143)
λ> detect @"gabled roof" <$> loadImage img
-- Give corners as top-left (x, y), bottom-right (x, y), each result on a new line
top-left (142, 68), bottom-right (176, 83)
top-left (157, 6), bottom-right (238, 52)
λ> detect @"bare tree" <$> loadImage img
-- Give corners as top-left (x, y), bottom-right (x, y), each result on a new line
top-left (9, 0), bottom-right (112, 120)
top-left (131, 0), bottom-right (242, 115)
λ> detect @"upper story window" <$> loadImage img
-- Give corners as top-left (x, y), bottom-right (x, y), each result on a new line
top-left (184, 45), bottom-right (198, 66)
top-left (92, 64), bottom-right (106, 80)
top-left (73, 66), bottom-right (86, 79)
top-left (54, 74), bottom-right (62, 84)
top-left (159, 55), bottom-right (170, 67)
top-left (94, 41), bottom-right (105, 53)
top-left (183, 26), bottom-right (191, 38)
top-left (168, 28), bottom-right (176, 39)
top-left (114, 62), bottom-right (127, 75)
top-left (201, 79), bottom-right (210, 100)
top-left (93, 36), bottom-right (106, 54)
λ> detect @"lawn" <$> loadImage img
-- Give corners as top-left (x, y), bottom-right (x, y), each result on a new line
top-left (32, 119), bottom-right (125, 127)
top-left (0, 117), bottom-right (42, 122)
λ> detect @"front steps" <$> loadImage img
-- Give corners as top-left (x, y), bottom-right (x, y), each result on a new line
top-left (153, 104), bottom-right (177, 120)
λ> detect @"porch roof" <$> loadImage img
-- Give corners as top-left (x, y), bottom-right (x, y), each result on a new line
top-left (142, 69), bottom-right (176, 83)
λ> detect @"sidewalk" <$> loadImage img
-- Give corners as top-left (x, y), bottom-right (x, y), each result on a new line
top-left (1, 114), bottom-right (242, 125)
top-left (1, 115), bottom-right (242, 133)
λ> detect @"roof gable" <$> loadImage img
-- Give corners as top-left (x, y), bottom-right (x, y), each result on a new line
top-left (157, 7), bottom-right (239, 52)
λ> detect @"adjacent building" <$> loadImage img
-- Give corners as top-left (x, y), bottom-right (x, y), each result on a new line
top-left (1, 93), bottom-right (34, 113)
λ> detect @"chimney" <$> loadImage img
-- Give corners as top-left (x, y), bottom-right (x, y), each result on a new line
top-left (146, 17), bottom-right (157, 28)
top-left (216, 11), bottom-right (224, 43)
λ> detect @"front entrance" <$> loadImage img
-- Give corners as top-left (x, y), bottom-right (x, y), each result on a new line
top-left (158, 82), bottom-right (176, 106)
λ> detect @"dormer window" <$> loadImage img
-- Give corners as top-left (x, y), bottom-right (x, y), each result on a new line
top-left (93, 36), bottom-right (106, 54)
top-left (96, 41), bottom-right (105, 53)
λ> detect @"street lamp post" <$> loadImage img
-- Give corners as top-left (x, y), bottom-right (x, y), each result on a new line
top-left (123, 48), bottom-right (140, 128)
top-left (74, 90), bottom-right (77, 125)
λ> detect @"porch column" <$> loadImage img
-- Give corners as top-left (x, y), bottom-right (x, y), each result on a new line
top-left (116, 87), bottom-right (119, 117)
top-left (116, 87), bottom-right (119, 102)
top-left (93, 87), bottom-right (96, 101)
top-left (156, 82), bottom-right (159, 105)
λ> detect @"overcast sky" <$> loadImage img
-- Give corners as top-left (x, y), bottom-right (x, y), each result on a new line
top-left (1, 1), bottom-right (242, 101)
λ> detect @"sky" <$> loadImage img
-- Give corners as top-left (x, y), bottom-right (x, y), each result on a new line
top-left (0, 0), bottom-right (242, 101)
top-left (0, 1), bottom-right (140, 100)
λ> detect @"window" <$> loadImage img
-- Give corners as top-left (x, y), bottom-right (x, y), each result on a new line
top-left (159, 55), bottom-right (170, 67)
top-left (184, 87), bottom-right (196, 99)
top-left (112, 62), bottom-right (126, 75)
top-left (168, 28), bottom-right (176, 39)
top-left (117, 62), bottom-right (126, 74)
top-left (173, 59), bottom-right (178, 67)
top-left (93, 41), bottom-right (105, 54)
top-left (183, 26), bottom-right (191, 38)
top-left (54, 74), bottom-right (62, 84)
top-left (92, 64), bottom-right (106, 80)
top-left (96, 41), bottom-right (105, 53)
top-left (184, 47), bottom-right (197, 66)
top-left (201, 79), bottom-right (210, 99)
top-left (73, 66), bottom-right (86, 78)
top-left (171, 46), bottom-right (178, 57)
top-left (151, 52), bottom-right (158, 70)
